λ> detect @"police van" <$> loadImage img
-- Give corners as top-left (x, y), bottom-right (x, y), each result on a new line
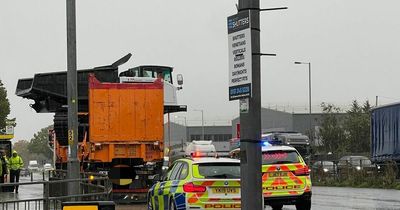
top-left (185, 140), bottom-right (216, 157)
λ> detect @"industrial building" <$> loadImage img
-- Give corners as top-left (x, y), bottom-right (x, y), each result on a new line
top-left (165, 107), bottom-right (346, 151)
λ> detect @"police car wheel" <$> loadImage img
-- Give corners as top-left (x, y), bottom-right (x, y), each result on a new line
top-left (295, 199), bottom-right (311, 210)
top-left (169, 199), bottom-right (177, 210)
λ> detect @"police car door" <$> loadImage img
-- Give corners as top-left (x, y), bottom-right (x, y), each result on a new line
top-left (169, 162), bottom-right (189, 209)
top-left (155, 161), bottom-right (183, 210)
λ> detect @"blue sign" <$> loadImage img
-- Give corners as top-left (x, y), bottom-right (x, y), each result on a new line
top-left (229, 84), bottom-right (251, 100)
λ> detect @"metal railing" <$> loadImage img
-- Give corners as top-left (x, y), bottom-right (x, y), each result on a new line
top-left (0, 171), bottom-right (112, 210)
top-left (310, 159), bottom-right (398, 184)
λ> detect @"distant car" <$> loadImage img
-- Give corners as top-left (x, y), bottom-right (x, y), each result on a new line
top-left (20, 168), bottom-right (30, 177)
top-left (28, 160), bottom-right (39, 172)
top-left (185, 140), bottom-right (216, 157)
top-left (337, 156), bottom-right (375, 174)
top-left (43, 163), bottom-right (53, 171)
top-left (312, 161), bottom-right (336, 175)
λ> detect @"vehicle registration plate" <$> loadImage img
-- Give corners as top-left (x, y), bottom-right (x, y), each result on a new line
top-left (268, 172), bottom-right (288, 177)
top-left (212, 187), bottom-right (239, 194)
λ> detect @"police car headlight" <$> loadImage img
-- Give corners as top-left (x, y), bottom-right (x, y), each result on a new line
top-left (356, 166), bottom-right (361, 171)
top-left (323, 168), bottom-right (329, 173)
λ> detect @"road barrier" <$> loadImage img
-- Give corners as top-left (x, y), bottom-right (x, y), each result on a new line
top-left (0, 171), bottom-right (112, 210)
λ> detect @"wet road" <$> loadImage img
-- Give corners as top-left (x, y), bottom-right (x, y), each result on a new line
top-left (3, 177), bottom-right (400, 210)
top-left (116, 187), bottom-right (400, 210)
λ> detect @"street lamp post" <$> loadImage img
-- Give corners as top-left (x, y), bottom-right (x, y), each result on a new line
top-left (193, 109), bottom-right (204, 139)
top-left (175, 116), bottom-right (187, 152)
top-left (294, 61), bottom-right (312, 143)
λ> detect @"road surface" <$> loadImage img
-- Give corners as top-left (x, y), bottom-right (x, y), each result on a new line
top-left (2, 178), bottom-right (400, 210)
top-left (116, 186), bottom-right (400, 210)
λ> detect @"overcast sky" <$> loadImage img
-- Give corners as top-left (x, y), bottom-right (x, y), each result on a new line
top-left (1, 0), bottom-right (400, 141)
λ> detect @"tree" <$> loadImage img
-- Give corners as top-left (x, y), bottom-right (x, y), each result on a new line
top-left (13, 140), bottom-right (49, 167)
top-left (318, 103), bottom-right (346, 154)
top-left (343, 100), bottom-right (371, 153)
top-left (28, 125), bottom-right (53, 160)
top-left (0, 79), bottom-right (10, 129)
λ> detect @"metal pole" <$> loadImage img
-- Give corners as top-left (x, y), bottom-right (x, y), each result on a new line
top-left (66, 0), bottom-right (80, 197)
top-left (53, 131), bottom-right (56, 170)
top-left (183, 116), bottom-right (187, 150)
top-left (168, 113), bottom-right (171, 149)
top-left (308, 63), bottom-right (312, 144)
top-left (238, 0), bottom-right (263, 209)
top-left (201, 110), bottom-right (204, 139)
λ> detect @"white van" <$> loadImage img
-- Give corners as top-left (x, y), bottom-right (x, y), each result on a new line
top-left (28, 160), bottom-right (39, 172)
top-left (185, 140), bottom-right (216, 157)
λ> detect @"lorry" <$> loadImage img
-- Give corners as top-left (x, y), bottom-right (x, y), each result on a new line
top-left (371, 102), bottom-right (400, 167)
top-left (263, 132), bottom-right (311, 160)
top-left (15, 54), bottom-right (187, 202)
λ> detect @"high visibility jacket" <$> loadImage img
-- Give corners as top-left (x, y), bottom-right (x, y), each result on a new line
top-left (8, 155), bottom-right (23, 171)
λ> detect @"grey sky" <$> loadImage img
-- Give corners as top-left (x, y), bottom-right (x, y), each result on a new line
top-left (1, 0), bottom-right (400, 141)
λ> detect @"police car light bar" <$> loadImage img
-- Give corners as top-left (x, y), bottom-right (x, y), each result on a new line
top-left (190, 151), bottom-right (218, 158)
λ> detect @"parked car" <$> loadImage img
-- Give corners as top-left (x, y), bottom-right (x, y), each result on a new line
top-left (337, 156), bottom-right (375, 174)
top-left (312, 161), bottom-right (336, 175)
top-left (43, 163), bottom-right (53, 171)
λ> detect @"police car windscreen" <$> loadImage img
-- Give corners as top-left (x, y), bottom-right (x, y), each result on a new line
top-left (262, 150), bottom-right (300, 165)
top-left (195, 163), bottom-right (240, 179)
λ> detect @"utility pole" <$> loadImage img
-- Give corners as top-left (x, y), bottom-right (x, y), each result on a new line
top-left (66, 0), bottom-right (80, 197)
top-left (308, 63), bottom-right (312, 142)
top-left (194, 109), bottom-right (205, 139)
top-left (238, 0), bottom-right (263, 209)
top-left (294, 62), bottom-right (312, 142)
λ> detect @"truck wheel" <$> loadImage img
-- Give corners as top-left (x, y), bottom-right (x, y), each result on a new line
top-left (271, 204), bottom-right (283, 210)
top-left (295, 199), bottom-right (311, 210)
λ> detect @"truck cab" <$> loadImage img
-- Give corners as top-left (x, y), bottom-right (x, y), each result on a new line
top-left (119, 65), bottom-right (185, 113)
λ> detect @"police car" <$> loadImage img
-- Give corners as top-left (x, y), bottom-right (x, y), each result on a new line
top-left (147, 155), bottom-right (241, 210)
top-left (262, 145), bottom-right (311, 210)
top-left (230, 145), bottom-right (312, 210)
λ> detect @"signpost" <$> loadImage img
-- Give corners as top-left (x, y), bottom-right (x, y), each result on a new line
top-left (66, 0), bottom-right (80, 197)
top-left (228, 11), bottom-right (252, 101)
top-left (228, 1), bottom-right (263, 209)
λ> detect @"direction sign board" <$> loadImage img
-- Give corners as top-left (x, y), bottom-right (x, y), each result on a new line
top-left (228, 11), bottom-right (252, 101)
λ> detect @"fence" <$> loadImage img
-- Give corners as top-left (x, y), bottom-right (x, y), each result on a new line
top-left (0, 170), bottom-right (112, 210)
